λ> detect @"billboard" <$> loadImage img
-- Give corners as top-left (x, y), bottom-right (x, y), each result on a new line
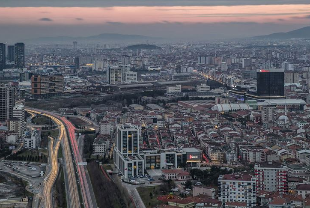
top-left (186, 152), bottom-right (201, 162)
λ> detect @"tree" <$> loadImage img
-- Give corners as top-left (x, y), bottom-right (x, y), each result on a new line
top-left (184, 180), bottom-right (192, 189)
top-left (149, 192), bottom-right (153, 199)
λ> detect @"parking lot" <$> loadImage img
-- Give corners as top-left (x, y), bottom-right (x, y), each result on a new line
top-left (0, 161), bottom-right (45, 178)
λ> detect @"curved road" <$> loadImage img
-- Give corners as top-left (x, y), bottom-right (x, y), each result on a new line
top-left (27, 108), bottom-right (95, 208)
top-left (26, 109), bottom-right (81, 208)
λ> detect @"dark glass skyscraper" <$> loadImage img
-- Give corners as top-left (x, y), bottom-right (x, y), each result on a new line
top-left (74, 57), bottom-right (80, 69)
top-left (15, 42), bottom-right (25, 69)
top-left (7, 45), bottom-right (15, 63)
top-left (0, 43), bottom-right (6, 71)
top-left (257, 69), bottom-right (284, 97)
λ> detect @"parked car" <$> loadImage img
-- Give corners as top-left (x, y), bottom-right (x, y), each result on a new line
top-left (195, 182), bottom-right (202, 186)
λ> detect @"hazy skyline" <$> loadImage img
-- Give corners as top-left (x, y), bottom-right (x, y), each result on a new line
top-left (1, 0), bottom-right (310, 42)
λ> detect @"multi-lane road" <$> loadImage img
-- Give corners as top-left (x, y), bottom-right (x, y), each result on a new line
top-left (26, 109), bottom-right (82, 208)
top-left (27, 108), bottom-right (96, 208)
top-left (61, 117), bottom-right (95, 208)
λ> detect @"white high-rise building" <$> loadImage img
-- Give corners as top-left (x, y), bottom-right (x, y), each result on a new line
top-left (124, 71), bottom-right (137, 83)
top-left (218, 173), bottom-right (256, 207)
top-left (107, 66), bottom-right (123, 84)
top-left (114, 124), bottom-right (144, 179)
top-left (107, 65), bottom-right (136, 84)
top-left (24, 129), bottom-right (41, 149)
top-left (99, 121), bottom-right (114, 135)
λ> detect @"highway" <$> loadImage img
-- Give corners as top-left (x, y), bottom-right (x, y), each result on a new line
top-left (27, 108), bottom-right (96, 208)
top-left (60, 116), bottom-right (95, 208)
top-left (26, 109), bottom-right (81, 208)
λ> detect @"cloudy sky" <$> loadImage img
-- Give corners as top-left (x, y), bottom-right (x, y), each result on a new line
top-left (1, 0), bottom-right (310, 42)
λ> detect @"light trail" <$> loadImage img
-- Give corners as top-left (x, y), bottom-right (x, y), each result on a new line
top-left (60, 117), bottom-right (94, 208)
top-left (26, 109), bottom-right (81, 208)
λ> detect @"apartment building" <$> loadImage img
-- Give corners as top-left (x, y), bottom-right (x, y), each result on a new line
top-left (239, 145), bottom-right (266, 163)
top-left (24, 129), bottom-right (41, 149)
top-left (254, 162), bottom-right (288, 194)
top-left (218, 173), bottom-right (256, 207)
top-left (93, 136), bottom-right (110, 156)
top-left (31, 74), bottom-right (64, 98)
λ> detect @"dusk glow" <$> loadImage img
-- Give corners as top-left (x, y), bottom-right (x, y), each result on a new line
top-left (0, 4), bottom-right (310, 25)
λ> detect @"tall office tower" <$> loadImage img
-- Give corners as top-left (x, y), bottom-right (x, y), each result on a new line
top-left (0, 43), bottom-right (6, 71)
top-left (116, 123), bottom-right (140, 156)
top-left (255, 162), bottom-right (288, 194)
top-left (218, 173), bottom-right (256, 207)
top-left (73, 41), bottom-right (77, 49)
top-left (31, 74), bottom-right (64, 98)
top-left (0, 84), bottom-right (16, 122)
top-left (114, 124), bottom-right (144, 179)
top-left (257, 69), bottom-right (284, 97)
top-left (15, 43), bottom-right (25, 69)
top-left (7, 45), bottom-right (15, 63)
top-left (74, 57), bottom-right (80, 70)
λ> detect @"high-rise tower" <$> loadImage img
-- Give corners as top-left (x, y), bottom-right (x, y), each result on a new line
top-left (0, 43), bottom-right (6, 71)
top-left (15, 43), bottom-right (25, 69)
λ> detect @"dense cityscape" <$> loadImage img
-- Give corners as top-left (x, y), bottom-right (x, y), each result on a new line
top-left (1, 1), bottom-right (310, 208)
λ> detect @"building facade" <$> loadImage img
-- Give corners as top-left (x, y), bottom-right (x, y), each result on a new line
top-left (31, 74), bottom-right (64, 98)
top-left (0, 43), bottom-right (5, 70)
top-left (24, 129), bottom-right (41, 149)
top-left (257, 69), bottom-right (284, 97)
top-left (14, 43), bottom-right (25, 69)
top-left (167, 85), bottom-right (182, 93)
top-left (254, 162), bottom-right (288, 194)
top-left (7, 45), bottom-right (14, 63)
top-left (107, 66), bottom-right (123, 84)
top-left (0, 84), bottom-right (16, 122)
top-left (13, 103), bottom-right (25, 137)
top-left (197, 84), bottom-right (211, 92)
top-left (218, 173), bottom-right (256, 207)
top-left (114, 123), bottom-right (145, 178)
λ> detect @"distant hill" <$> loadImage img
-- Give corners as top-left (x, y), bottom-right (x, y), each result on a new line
top-left (255, 26), bottom-right (310, 39)
top-left (125, 44), bottom-right (161, 50)
top-left (26, 33), bottom-right (160, 43)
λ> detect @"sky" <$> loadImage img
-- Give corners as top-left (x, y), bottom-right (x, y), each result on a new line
top-left (0, 0), bottom-right (310, 42)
